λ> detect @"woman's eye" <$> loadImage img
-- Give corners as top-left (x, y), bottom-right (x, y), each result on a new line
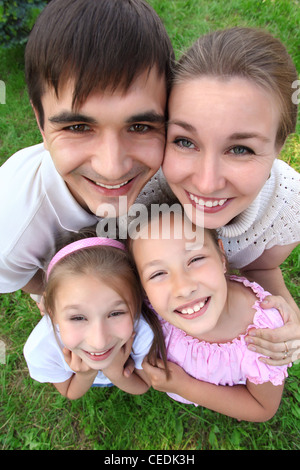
top-left (228, 145), bottom-right (254, 156)
top-left (174, 138), bottom-right (195, 149)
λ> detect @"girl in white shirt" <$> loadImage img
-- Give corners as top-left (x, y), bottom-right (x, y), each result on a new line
top-left (24, 235), bottom-right (165, 399)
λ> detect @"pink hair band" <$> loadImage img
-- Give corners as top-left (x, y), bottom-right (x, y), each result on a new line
top-left (46, 237), bottom-right (126, 280)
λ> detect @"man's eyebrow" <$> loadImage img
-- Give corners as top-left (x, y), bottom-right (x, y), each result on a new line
top-left (49, 112), bottom-right (98, 124)
top-left (126, 111), bottom-right (165, 124)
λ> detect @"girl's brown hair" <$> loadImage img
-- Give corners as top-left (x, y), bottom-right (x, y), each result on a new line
top-left (44, 229), bottom-right (168, 373)
top-left (172, 27), bottom-right (298, 146)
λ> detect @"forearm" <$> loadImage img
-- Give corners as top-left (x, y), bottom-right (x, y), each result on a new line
top-left (104, 369), bottom-right (149, 395)
top-left (54, 370), bottom-right (98, 400)
top-left (172, 376), bottom-right (283, 422)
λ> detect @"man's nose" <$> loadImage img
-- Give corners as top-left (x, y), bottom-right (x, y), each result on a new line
top-left (90, 131), bottom-right (133, 181)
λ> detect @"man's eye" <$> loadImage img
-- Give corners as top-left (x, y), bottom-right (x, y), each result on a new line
top-left (66, 124), bottom-right (91, 132)
top-left (129, 124), bottom-right (150, 133)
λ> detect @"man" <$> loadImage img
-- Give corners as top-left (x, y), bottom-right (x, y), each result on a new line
top-left (0, 0), bottom-right (174, 295)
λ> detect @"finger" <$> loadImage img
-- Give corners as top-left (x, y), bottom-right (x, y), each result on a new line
top-left (123, 334), bottom-right (135, 356)
top-left (123, 357), bottom-right (135, 378)
top-left (246, 323), bottom-right (298, 346)
top-left (247, 337), bottom-right (300, 362)
top-left (142, 358), bottom-right (160, 373)
top-left (62, 347), bottom-right (72, 359)
top-left (258, 355), bottom-right (293, 367)
top-left (260, 295), bottom-right (295, 322)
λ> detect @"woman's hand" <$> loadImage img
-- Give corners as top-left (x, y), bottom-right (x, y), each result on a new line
top-left (245, 295), bottom-right (300, 365)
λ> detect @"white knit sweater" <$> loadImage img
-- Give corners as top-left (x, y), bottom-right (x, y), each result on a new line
top-left (217, 159), bottom-right (300, 268)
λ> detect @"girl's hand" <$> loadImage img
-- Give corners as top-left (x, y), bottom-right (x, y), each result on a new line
top-left (142, 357), bottom-right (188, 393)
top-left (101, 334), bottom-right (135, 381)
top-left (63, 348), bottom-right (97, 377)
top-left (245, 295), bottom-right (300, 365)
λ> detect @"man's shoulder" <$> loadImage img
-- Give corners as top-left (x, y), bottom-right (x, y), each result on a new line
top-left (0, 143), bottom-right (47, 174)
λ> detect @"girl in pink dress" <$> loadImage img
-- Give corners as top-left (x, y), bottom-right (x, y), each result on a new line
top-left (130, 208), bottom-right (291, 422)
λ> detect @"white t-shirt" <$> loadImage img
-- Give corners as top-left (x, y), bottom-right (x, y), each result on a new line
top-left (23, 314), bottom-right (153, 386)
top-left (0, 143), bottom-right (169, 293)
top-left (0, 144), bottom-right (97, 292)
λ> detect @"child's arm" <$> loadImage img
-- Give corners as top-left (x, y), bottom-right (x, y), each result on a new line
top-left (53, 348), bottom-right (98, 400)
top-left (101, 336), bottom-right (150, 395)
top-left (143, 359), bottom-right (284, 422)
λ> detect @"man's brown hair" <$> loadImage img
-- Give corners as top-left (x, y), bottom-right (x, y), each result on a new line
top-left (25, 0), bottom-right (174, 128)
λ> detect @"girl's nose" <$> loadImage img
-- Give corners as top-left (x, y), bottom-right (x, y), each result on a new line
top-left (171, 271), bottom-right (198, 299)
top-left (87, 323), bottom-right (110, 351)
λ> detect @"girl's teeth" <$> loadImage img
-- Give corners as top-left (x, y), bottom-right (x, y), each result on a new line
top-left (180, 300), bottom-right (206, 315)
top-left (189, 194), bottom-right (227, 207)
top-left (90, 351), bottom-right (107, 356)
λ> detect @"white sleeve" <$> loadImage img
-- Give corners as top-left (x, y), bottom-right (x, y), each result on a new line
top-left (131, 316), bottom-right (154, 369)
top-left (23, 316), bottom-right (73, 384)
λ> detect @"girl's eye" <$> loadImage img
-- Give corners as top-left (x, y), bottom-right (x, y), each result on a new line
top-left (228, 145), bottom-right (254, 156)
top-left (109, 310), bottom-right (126, 318)
top-left (70, 315), bottom-right (86, 321)
top-left (189, 256), bottom-right (204, 265)
top-left (173, 138), bottom-right (195, 149)
top-left (149, 271), bottom-right (165, 280)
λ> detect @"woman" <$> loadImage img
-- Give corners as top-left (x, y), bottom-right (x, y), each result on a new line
top-left (162, 27), bottom-right (300, 365)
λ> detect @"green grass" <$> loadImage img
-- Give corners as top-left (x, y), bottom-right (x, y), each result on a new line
top-left (0, 0), bottom-right (299, 451)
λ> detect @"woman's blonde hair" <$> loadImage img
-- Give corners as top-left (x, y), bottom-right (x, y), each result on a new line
top-left (172, 27), bottom-right (298, 146)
